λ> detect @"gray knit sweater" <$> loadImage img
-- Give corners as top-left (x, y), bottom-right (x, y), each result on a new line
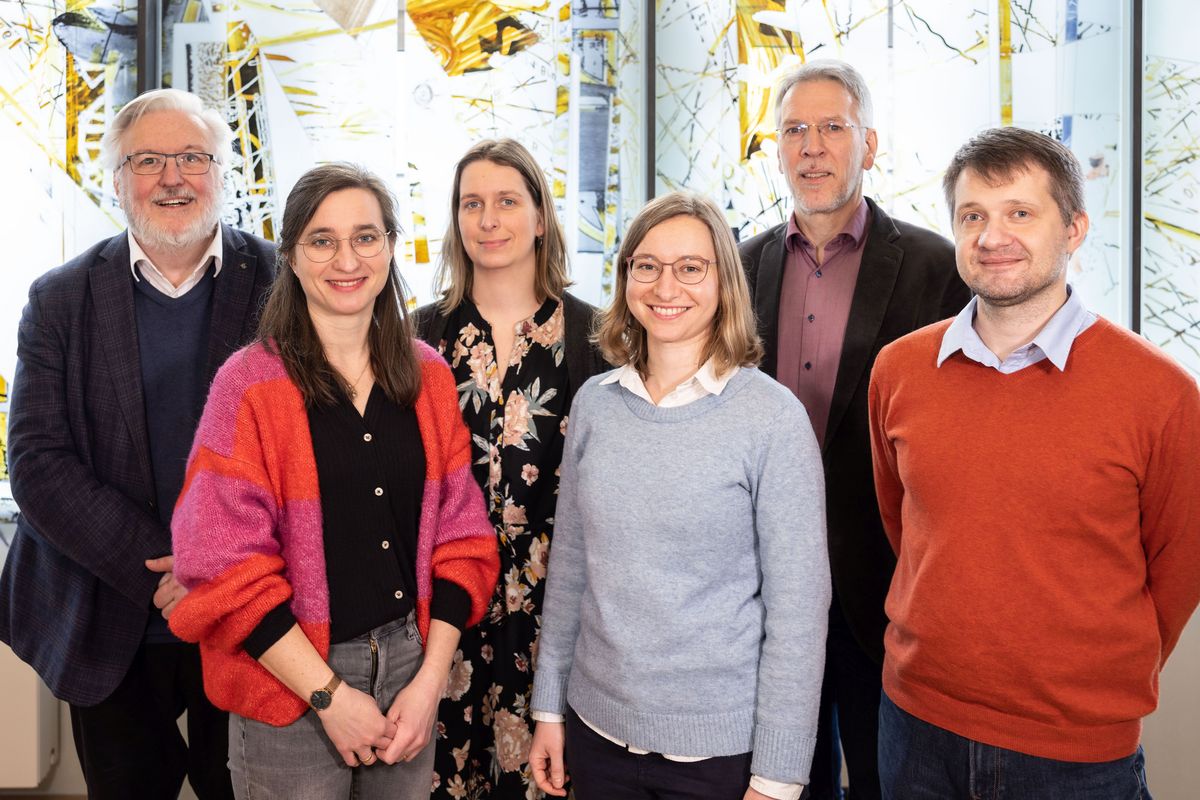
top-left (530, 366), bottom-right (831, 784)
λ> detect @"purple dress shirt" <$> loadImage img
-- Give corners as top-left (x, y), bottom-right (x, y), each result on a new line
top-left (776, 199), bottom-right (870, 446)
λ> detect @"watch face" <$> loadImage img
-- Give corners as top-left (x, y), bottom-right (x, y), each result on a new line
top-left (310, 689), bottom-right (332, 710)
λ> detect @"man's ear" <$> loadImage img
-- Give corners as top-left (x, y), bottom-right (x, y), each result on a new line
top-left (1065, 210), bottom-right (1090, 255)
top-left (862, 128), bottom-right (878, 171)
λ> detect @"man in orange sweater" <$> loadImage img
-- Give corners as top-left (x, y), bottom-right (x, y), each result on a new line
top-left (868, 127), bottom-right (1200, 799)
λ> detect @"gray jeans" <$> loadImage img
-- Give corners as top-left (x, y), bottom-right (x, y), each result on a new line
top-left (228, 613), bottom-right (434, 800)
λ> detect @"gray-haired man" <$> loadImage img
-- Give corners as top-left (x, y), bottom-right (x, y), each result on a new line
top-left (0, 88), bottom-right (275, 799)
top-left (740, 59), bottom-right (968, 800)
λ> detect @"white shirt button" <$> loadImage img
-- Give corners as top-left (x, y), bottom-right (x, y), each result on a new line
top-left (363, 433), bottom-right (373, 442)
top-left (374, 487), bottom-right (383, 496)
top-left (381, 540), bottom-right (390, 550)
top-left (394, 590), bottom-right (404, 600)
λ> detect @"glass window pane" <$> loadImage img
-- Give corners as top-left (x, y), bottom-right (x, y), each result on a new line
top-left (1142, 3), bottom-right (1200, 375)
top-left (160, 0), bottom-right (646, 306)
top-left (654, 0), bottom-right (1128, 324)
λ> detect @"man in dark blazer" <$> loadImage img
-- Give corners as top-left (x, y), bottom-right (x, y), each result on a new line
top-left (0, 89), bottom-right (275, 799)
top-left (740, 60), bottom-right (968, 800)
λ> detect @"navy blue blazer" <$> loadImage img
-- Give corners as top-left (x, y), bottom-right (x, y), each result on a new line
top-left (0, 224), bottom-right (276, 705)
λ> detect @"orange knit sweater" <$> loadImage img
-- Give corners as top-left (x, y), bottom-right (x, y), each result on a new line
top-left (869, 317), bottom-right (1200, 762)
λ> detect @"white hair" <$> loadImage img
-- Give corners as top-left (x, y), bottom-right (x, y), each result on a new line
top-left (99, 88), bottom-right (233, 172)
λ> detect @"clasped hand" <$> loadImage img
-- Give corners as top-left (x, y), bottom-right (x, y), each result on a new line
top-left (316, 684), bottom-right (396, 767)
top-left (146, 555), bottom-right (187, 619)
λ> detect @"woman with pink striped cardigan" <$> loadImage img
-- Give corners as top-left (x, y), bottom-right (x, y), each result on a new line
top-left (169, 163), bottom-right (499, 800)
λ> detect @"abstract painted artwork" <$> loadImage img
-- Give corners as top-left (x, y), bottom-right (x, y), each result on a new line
top-left (654, 0), bottom-right (1129, 325)
top-left (1142, 6), bottom-right (1200, 375)
top-left (160, 0), bottom-right (643, 303)
top-left (1, 0), bottom-right (135, 486)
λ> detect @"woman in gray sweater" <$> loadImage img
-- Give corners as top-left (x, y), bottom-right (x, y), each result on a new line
top-left (528, 191), bottom-right (832, 800)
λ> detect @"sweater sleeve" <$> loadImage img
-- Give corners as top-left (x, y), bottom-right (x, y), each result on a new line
top-left (529, 383), bottom-right (591, 716)
top-left (1141, 381), bottom-right (1200, 664)
top-left (748, 396), bottom-right (831, 784)
top-left (869, 353), bottom-right (904, 554)
top-left (168, 354), bottom-right (294, 652)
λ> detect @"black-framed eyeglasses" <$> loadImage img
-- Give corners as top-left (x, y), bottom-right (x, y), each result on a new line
top-left (626, 254), bottom-right (714, 285)
top-left (122, 151), bottom-right (217, 175)
top-left (778, 121), bottom-right (862, 141)
top-left (300, 228), bottom-right (392, 263)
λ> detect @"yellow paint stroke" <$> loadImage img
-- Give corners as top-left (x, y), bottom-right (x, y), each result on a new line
top-left (1145, 214), bottom-right (1200, 242)
top-left (64, 54), bottom-right (104, 187)
top-left (710, 15), bottom-right (736, 58)
top-left (998, 0), bottom-right (1013, 126)
top-left (254, 18), bottom-right (394, 47)
top-left (408, 0), bottom-right (540, 77)
top-left (226, 21), bottom-right (277, 240)
top-left (736, 1), bottom-right (802, 162)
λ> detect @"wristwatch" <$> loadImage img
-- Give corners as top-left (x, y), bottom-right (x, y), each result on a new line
top-left (310, 674), bottom-right (342, 711)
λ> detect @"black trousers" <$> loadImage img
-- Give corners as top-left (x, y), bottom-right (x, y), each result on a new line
top-left (564, 707), bottom-right (753, 800)
top-left (69, 641), bottom-right (234, 800)
top-left (807, 599), bottom-right (883, 800)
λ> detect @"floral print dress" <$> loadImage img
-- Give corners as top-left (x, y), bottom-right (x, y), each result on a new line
top-left (432, 298), bottom-right (569, 800)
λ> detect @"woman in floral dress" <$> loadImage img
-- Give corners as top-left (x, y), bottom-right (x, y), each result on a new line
top-left (415, 139), bottom-right (607, 799)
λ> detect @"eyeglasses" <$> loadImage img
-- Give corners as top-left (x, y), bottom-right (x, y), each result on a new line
top-left (300, 228), bottom-right (392, 263)
top-left (123, 151), bottom-right (217, 175)
top-left (778, 121), bottom-right (861, 141)
top-left (626, 255), bottom-right (713, 285)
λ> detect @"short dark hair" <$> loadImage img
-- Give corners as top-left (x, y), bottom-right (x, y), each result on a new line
top-left (258, 163), bottom-right (420, 407)
top-left (942, 127), bottom-right (1085, 225)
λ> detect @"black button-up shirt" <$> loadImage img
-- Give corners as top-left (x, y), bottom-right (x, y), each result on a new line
top-left (245, 383), bottom-right (438, 655)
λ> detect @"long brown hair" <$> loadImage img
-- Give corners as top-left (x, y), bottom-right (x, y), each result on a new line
top-left (435, 138), bottom-right (570, 312)
top-left (596, 191), bottom-right (763, 377)
top-left (258, 163), bottom-right (421, 407)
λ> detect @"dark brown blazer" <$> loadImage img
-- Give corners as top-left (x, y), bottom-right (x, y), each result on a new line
top-left (740, 196), bottom-right (969, 664)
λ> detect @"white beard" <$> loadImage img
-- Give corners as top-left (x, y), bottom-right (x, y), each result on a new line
top-left (119, 181), bottom-right (223, 252)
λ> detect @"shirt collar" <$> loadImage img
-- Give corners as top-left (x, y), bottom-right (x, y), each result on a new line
top-left (128, 226), bottom-right (224, 284)
top-left (599, 359), bottom-right (738, 407)
top-left (785, 197), bottom-right (870, 254)
top-left (937, 285), bottom-right (1093, 372)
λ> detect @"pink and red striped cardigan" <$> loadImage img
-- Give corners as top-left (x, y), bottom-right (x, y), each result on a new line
top-left (169, 340), bottom-right (498, 726)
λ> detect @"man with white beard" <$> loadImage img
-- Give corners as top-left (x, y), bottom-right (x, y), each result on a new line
top-left (0, 88), bottom-right (275, 799)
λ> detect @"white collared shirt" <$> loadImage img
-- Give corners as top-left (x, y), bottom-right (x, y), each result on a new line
top-left (598, 359), bottom-right (739, 407)
top-left (532, 359), bottom-right (802, 800)
top-left (936, 285), bottom-right (1096, 374)
top-left (128, 227), bottom-right (223, 298)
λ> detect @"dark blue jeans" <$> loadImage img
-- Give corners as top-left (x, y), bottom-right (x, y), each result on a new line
top-left (878, 693), bottom-right (1151, 800)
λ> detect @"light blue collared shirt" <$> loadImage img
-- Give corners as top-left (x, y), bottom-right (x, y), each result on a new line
top-left (937, 286), bottom-right (1097, 374)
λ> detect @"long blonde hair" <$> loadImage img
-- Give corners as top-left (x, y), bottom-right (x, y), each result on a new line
top-left (435, 139), bottom-right (570, 312)
top-left (596, 191), bottom-right (763, 377)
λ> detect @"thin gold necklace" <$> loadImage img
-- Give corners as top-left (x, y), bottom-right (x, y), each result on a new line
top-left (342, 360), bottom-right (371, 400)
